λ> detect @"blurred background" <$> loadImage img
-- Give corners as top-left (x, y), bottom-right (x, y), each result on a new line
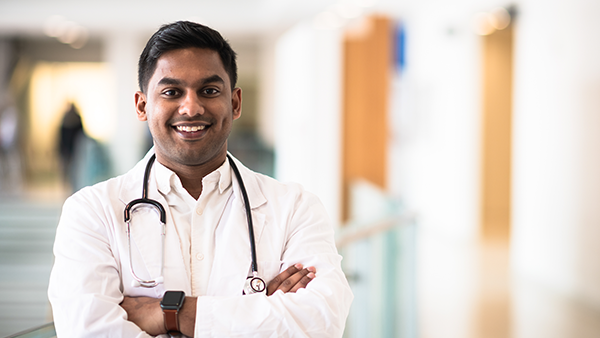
top-left (1, 0), bottom-right (600, 337)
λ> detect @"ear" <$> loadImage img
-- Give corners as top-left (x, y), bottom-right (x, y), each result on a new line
top-left (134, 91), bottom-right (148, 121)
top-left (232, 87), bottom-right (242, 120)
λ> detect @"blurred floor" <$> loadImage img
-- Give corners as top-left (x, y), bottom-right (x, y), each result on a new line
top-left (418, 235), bottom-right (600, 338)
top-left (0, 197), bottom-right (61, 337)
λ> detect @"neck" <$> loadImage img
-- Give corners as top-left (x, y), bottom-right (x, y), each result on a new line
top-left (156, 152), bottom-right (227, 200)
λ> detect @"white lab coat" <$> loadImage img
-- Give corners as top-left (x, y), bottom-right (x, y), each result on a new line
top-left (48, 150), bottom-right (353, 337)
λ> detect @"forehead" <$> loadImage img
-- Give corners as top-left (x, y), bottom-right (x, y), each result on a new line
top-left (149, 48), bottom-right (230, 87)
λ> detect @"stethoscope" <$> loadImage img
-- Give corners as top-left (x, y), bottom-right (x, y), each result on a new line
top-left (123, 153), bottom-right (266, 295)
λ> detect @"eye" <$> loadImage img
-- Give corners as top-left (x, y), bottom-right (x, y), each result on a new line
top-left (202, 88), bottom-right (220, 96)
top-left (162, 89), bottom-right (180, 97)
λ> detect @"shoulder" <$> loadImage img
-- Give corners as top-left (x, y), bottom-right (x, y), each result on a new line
top-left (61, 164), bottom-right (142, 222)
top-left (68, 170), bottom-right (132, 203)
top-left (69, 152), bottom-right (149, 202)
top-left (241, 167), bottom-right (334, 240)
top-left (241, 165), bottom-right (325, 213)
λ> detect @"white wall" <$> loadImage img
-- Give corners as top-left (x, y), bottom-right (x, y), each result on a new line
top-left (512, 0), bottom-right (600, 308)
top-left (103, 31), bottom-right (149, 174)
top-left (388, 2), bottom-right (482, 242)
top-left (272, 21), bottom-right (343, 226)
top-left (257, 34), bottom-right (278, 149)
top-left (383, 3), bottom-right (484, 337)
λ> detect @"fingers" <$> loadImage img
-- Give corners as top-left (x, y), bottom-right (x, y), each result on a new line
top-left (288, 266), bottom-right (316, 293)
top-left (272, 264), bottom-right (303, 287)
top-left (266, 263), bottom-right (316, 296)
top-left (267, 263), bottom-right (302, 295)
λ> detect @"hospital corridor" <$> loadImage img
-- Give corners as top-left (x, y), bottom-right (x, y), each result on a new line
top-left (1, 0), bottom-right (600, 337)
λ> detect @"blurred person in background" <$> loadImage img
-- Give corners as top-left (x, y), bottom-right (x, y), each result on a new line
top-left (58, 102), bottom-right (84, 189)
top-left (58, 102), bottom-right (112, 192)
top-left (48, 21), bottom-right (352, 337)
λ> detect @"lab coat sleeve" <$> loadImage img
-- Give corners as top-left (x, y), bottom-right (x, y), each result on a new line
top-left (194, 190), bottom-right (353, 337)
top-left (48, 189), bottom-right (153, 338)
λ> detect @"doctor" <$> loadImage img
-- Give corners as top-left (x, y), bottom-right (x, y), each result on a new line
top-left (48, 21), bottom-right (352, 337)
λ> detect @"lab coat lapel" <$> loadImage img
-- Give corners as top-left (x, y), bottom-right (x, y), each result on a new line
top-left (229, 154), bottom-right (267, 244)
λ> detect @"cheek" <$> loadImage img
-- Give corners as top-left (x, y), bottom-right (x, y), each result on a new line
top-left (145, 106), bottom-right (169, 126)
top-left (145, 115), bottom-right (166, 137)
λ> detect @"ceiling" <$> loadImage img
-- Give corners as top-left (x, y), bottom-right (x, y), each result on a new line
top-left (0, 0), bottom-right (366, 39)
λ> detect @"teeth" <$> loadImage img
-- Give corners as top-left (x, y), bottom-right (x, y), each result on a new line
top-left (176, 125), bottom-right (206, 132)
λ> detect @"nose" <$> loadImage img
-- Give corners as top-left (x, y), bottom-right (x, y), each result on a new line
top-left (178, 92), bottom-right (204, 116)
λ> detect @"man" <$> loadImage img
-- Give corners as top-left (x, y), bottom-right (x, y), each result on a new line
top-left (48, 21), bottom-right (352, 337)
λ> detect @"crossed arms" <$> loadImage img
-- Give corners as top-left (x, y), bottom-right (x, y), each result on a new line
top-left (121, 264), bottom-right (316, 336)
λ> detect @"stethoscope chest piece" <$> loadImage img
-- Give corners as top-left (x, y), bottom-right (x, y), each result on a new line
top-left (243, 273), bottom-right (266, 295)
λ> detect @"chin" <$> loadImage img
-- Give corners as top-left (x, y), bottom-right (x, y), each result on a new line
top-left (179, 150), bottom-right (224, 167)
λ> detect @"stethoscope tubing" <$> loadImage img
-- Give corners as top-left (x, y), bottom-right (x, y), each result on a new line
top-left (124, 154), bottom-right (167, 288)
top-left (124, 154), bottom-right (166, 223)
top-left (123, 153), bottom-right (264, 291)
top-left (227, 155), bottom-right (259, 275)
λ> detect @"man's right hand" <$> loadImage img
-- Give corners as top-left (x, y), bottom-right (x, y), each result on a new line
top-left (267, 263), bottom-right (316, 296)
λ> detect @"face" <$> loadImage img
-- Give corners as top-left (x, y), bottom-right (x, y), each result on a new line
top-left (135, 48), bottom-right (241, 171)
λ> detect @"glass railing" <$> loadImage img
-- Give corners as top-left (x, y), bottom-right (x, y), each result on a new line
top-left (338, 213), bottom-right (417, 338)
top-left (4, 323), bottom-right (55, 338)
top-left (338, 180), bottom-right (417, 338)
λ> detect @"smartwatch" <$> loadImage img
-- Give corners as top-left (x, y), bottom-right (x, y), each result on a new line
top-left (160, 290), bottom-right (186, 334)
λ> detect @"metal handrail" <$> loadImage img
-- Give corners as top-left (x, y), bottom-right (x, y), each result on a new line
top-left (4, 323), bottom-right (55, 338)
top-left (336, 212), bottom-right (416, 248)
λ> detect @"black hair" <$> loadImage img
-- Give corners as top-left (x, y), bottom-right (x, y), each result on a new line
top-left (137, 21), bottom-right (237, 93)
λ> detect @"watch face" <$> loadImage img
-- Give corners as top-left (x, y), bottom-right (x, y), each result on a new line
top-left (161, 291), bottom-right (185, 310)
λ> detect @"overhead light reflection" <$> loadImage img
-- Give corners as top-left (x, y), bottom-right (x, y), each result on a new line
top-left (43, 15), bottom-right (89, 49)
top-left (313, 0), bottom-right (380, 30)
top-left (473, 7), bottom-right (512, 36)
top-left (490, 7), bottom-right (511, 30)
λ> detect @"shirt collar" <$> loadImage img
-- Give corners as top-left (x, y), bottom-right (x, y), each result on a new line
top-left (153, 158), bottom-right (233, 197)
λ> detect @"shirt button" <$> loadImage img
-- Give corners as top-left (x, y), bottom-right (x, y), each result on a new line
top-left (196, 208), bottom-right (203, 215)
top-left (196, 253), bottom-right (204, 261)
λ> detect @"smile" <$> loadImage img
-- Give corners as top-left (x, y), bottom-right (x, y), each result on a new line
top-left (175, 125), bottom-right (206, 132)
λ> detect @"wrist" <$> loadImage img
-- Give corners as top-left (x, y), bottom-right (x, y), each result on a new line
top-left (178, 296), bottom-right (197, 336)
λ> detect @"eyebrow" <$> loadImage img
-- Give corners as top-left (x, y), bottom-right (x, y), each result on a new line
top-left (157, 77), bottom-right (183, 86)
top-left (200, 75), bottom-right (225, 86)
top-left (157, 75), bottom-right (225, 87)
